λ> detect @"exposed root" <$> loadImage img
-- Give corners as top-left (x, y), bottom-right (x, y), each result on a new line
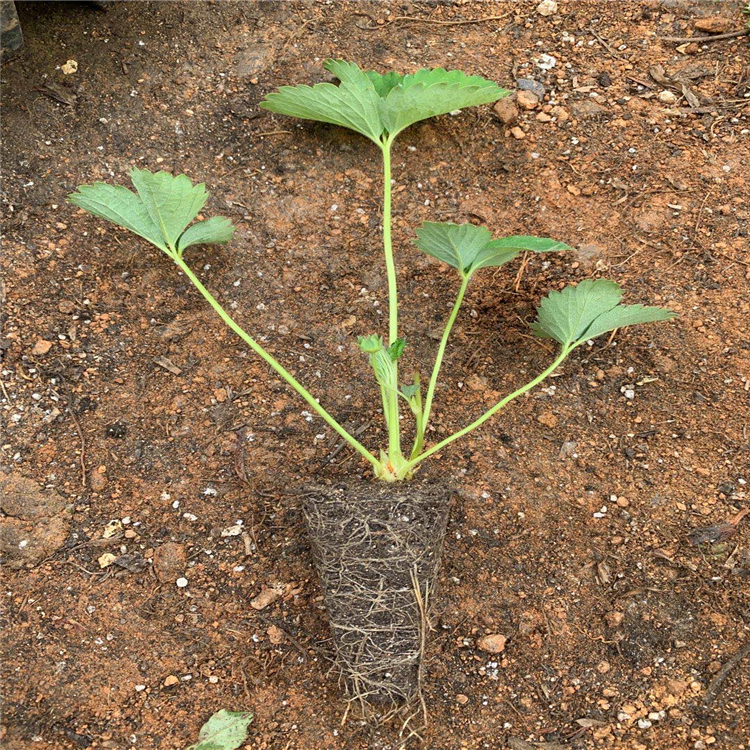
top-left (302, 479), bottom-right (452, 715)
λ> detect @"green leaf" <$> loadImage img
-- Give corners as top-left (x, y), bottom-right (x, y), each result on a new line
top-left (68, 183), bottom-right (167, 251)
top-left (415, 222), bottom-right (568, 277)
top-left (370, 348), bottom-right (396, 390)
top-left (388, 338), bottom-right (406, 361)
top-left (364, 69), bottom-right (404, 97)
top-left (130, 168), bottom-right (208, 250)
top-left (415, 222), bottom-right (492, 274)
top-left (190, 709), bottom-right (253, 750)
top-left (178, 217), bottom-right (235, 254)
top-left (357, 334), bottom-right (383, 354)
top-left (69, 171), bottom-right (235, 258)
top-left (261, 62), bottom-right (509, 142)
top-left (259, 59), bottom-right (385, 144)
top-left (579, 303), bottom-right (676, 342)
top-left (471, 236), bottom-right (572, 272)
top-left (531, 279), bottom-right (674, 348)
top-left (380, 69), bottom-right (509, 137)
top-left (531, 279), bottom-right (622, 346)
top-left (400, 383), bottom-right (419, 400)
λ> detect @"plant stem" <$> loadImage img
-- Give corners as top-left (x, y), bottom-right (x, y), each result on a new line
top-left (172, 254), bottom-right (381, 472)
top-left (381, 137), bottom-right (397, 346)
top-left (381, 136), bottom-right (401, 461)
top-left (419, 274), bottom-right (470, 446)
top-left (405, 346), bottom-right (571, 473)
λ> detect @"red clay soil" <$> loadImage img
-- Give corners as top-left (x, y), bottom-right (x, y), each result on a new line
top-left (1, 2), bottom-right (748, 749)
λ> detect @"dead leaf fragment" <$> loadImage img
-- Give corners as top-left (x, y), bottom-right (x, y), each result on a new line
top-left (156, 319), bottom-right (192, 341)
top-left (61, 59), bottom-right (78, 75)
top-left (34, 83), bottom-right (77, 106)
top-left (98, 552), bottom-right (116, 569)
top-left (688, 523), bottom-right (736, 546)
top-left (154, 356), bottom-right (182, 375)
top-left (576, 717), bottom-right (607, 728)
top-left (102, 519), bottom-right (122, 539)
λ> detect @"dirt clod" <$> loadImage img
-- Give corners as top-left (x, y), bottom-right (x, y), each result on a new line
top-left (0, 474), bottom-right (71, 568)
top-left (31, 339), bottom-right (53, 355)
top-left (250, 585), bottom-right (283, 610)
top-left (517, 90), bottom-right (539, 110)
top-left (267, 625), bottom-right (284, 644)
top-left (537, 411), bottom-right (558, 428)
top-left (152, 542), bottom-right (187, 583)
top-left (694, 18), bottom-right (733, 34)
top-left (477, 633), bottom-right (507, 653)
top-left (571, 99), bottom-right (608, 119)
top-left (493, 97), bottom-right (519, 125)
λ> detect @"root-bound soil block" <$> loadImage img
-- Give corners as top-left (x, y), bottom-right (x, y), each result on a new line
top-left (302, 478), bottom-right (453, 706)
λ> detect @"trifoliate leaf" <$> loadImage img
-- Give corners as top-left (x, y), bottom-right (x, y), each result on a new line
top-left (531, 279), bottom-right (674, 348)
top-left (68, 183), bottom-right (167, 251)
top-left (259, 59), bottom-right (385, 144)
top-left (68, 170), bottom-right (235, 258)
top-left (380, 70), bottom-right (509, 138)
top-left (415, 222), bottom-right (568, 277)
top-left (261, 61), bottom-right (508, 142)
top-left (190, 709), bottom-right (253, 750)
top-left (177, 217), bottom-right (235, 254)
top-left (415, 222), bottom-right (492, 274)
top-left (130, 168), bottom-right (208, 250)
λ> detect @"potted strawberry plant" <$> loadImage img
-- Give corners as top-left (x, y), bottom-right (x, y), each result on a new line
top-left (69, 60), bottom-right (674, 706)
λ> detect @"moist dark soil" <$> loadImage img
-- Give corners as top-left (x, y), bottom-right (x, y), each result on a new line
top-left (1, 2), bottom-right (748, 749)
top-left (303, 478), bottom-right (453, 707)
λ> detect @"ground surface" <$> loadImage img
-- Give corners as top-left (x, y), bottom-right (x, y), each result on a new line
top-left (1, 2), bottom-right (748, 749)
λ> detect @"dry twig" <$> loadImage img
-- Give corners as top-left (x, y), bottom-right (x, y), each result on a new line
top-left (704, 642), bottom-right (750, 705)
top-left (658, 30), bottom-right (749, 43)
top-left (356, 11), bottom-right (513, 30)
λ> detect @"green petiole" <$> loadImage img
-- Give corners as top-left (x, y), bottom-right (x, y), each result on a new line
top-left (380, 135), bottom-right (401, 464)
top-left (405, 346), bottom-right (572, 474)
top-left (418, 273), bottom-right (470, 452)
top-left (171, 252), bottom-right (382, 474)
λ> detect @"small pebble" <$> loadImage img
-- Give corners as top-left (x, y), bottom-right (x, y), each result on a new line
top-left (477, 633), bottom-right (507, 653)
top-left (176, 577), bottom-right (188, 588)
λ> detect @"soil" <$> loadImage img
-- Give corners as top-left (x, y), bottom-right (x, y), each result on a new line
top-left (1, 2), bottom-right (748, 749)
top-left (303, 478), bottom-right (453, 707)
